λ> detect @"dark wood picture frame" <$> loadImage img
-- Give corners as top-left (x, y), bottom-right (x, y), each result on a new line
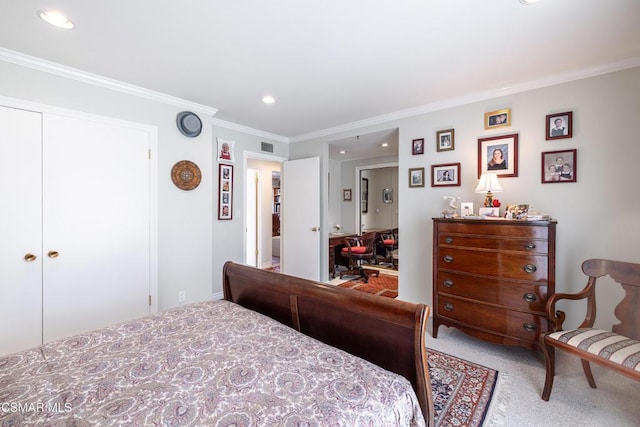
top-left (542, 149), bottom-right (577, 183)
top-left (412, 138), bottom-right (425, 155)
top-left (218, 164), bottom-right (234, 220)
top-left (484, 108), bottom-right (511, 129)
top-left (361, 178), bottom-right (368, 213)
top-left (431, 162), bottom-right (461, 187)
top-left (408, 167), bottom-right (425, 188)
top-left (546, 111), bottom-right (573, 140)
top-left (343, 189), bottom-right (352, 201)
top-left (477, 133), bottom-right (519, 178)
top-left (436, 129), bottom-right (455, 152)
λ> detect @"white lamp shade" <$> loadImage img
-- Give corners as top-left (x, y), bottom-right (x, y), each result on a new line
top-left (475, 173), bottom-right (503, 193)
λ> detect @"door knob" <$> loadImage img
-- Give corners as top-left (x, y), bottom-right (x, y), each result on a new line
top-left (24, 253), bottom-right (37, 262)
top-left (311, 227), bottom-right (320, 232)
top-left (48, 250), bottom-right (60, 259)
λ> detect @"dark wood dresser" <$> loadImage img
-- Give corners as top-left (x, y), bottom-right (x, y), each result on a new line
top-left (432, 218), bottom-right (557, 351)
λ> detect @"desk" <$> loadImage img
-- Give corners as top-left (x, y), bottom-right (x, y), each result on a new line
top-left (328, 233), bottom-right (356, 278)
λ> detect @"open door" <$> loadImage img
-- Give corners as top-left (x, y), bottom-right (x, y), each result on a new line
top-left (281, 157), bottom-right (321, 280)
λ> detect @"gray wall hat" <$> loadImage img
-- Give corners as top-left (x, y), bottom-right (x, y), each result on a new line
top-left (176, 111), bottom-right (202, 137)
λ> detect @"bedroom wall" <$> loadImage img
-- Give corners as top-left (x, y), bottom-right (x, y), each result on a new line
top-left (0, 60), bottom-right (288, 311)
top-left (296, 66), bottom-right (640, 330)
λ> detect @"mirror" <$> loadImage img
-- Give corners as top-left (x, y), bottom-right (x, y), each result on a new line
top-left (383, 188), bottom-right (393, 204)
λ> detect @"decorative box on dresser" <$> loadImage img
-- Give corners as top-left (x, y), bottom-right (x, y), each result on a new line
top-left (432, 218), bottom-right (557, 351)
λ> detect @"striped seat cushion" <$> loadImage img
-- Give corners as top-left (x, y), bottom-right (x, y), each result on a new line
top-left (548, 328), bottom-right (640, 372)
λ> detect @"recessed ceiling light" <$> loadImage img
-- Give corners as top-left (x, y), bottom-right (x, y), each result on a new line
top-left (519, 0), bottom-right (542, 5)
top-left (339, 150), bottom-right (347, 154)
top-left (38, 10), bottom-right (75, 29)
top-left (381, 143), bottom-right (389, 147)
top-left (262, 95), bottom-right (276, 104)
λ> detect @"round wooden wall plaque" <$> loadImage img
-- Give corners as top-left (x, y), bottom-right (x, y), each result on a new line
top-left (171, 160), bottom-right (201, 191)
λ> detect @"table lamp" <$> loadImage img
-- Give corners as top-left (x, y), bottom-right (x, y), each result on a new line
top-left (475, 173), bottom-right (503, 207)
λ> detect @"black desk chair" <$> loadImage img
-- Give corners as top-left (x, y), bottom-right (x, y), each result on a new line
top-left (339, 232), bottom-right (380, 283)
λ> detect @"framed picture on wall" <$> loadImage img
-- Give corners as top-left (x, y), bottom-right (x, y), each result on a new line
top-left (431, 163), bottom-right (461, 187)
top-left (484, 108), bottom-right (511, 129)
top-left (408, 168), bottom-right (425, 188)
top-left (477, 133), bottom-right (519, 178)
top-left (218, 164), bottom-right (234, 220)
top-left (436, 129), bottom-right (455, 152)
top-left (216, 138), bottom-right (235, 163)
top-left (343, 189), bottom-right (352, 201)
top-left (361, 178), bottom-right (368, 213)
top-left (542, 149), bottom-right (577, 183)
top-left (546, 111), bottom-right (573, 140)
top-left (412, 138), bottom-right (425, 155)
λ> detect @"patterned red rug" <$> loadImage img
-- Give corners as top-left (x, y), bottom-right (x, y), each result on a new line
top-left (337, 274), bottom-right (398, 298)
top-left (428, 348), bottom-right (500, 426)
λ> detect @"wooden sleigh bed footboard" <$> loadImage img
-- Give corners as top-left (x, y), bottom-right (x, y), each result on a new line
top-left (222, 261), bottom-right (434, 425)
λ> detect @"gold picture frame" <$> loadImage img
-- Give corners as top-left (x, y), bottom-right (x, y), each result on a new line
top-left (484, 108), bottom-right (511, 129)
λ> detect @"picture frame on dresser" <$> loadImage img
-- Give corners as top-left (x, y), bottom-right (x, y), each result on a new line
top-left (477, 133), bottom-right (519, 178)
top-left (542, 149), bottom-right (577, 183)
top-left (431, 163), bottom-right (460, 187)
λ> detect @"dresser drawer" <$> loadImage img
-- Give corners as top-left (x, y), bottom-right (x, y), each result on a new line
top-left (437, 295), bottom-right (549, 342)
top-left (438, 234), bottom-right (548, 255)
top-left (437, 221), bottom-right (549, 239)
top-left (436, 271), bottom-right (548, 312)
top-left (438, 247), bottom-right (548, 281)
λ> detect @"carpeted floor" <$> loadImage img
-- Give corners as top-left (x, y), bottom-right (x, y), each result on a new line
top-left (428, 348), bottom-right (499, 427)
top-left (337, 274), bottom-right (398, 298)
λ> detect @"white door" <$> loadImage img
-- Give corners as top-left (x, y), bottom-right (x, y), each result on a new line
top-left (42, 114), bottom-right (151, 342)
top-left (0, 106), bottom-right (43, 355)
top-left (245, 168), bottom-right (258, 267)
top-left (281, 157), bottom-right (321, 280)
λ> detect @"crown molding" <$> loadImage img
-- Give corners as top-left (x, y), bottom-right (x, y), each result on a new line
top-left (0, 47), bottom-right (219, 116)
top-left (211, 117), bottom-right (289, 144)
top-left (290, 56), bottom-right (640, 143)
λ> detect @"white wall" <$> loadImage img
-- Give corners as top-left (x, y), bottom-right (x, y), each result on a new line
top-left (3, 56), bottom-right (638, 330)
top-left (298, 67), bottom-right (640, 330)
top-left (0, 60), bottom-right (289, 310)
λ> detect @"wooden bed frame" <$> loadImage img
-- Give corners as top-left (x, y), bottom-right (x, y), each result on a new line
top-left (223, 261), bottom-right (434, 425)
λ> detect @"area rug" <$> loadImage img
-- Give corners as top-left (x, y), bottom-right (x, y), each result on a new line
top-left (337, 274), bottom-right (398, 298)
top-left (428, 348), bottom-right (502, 427)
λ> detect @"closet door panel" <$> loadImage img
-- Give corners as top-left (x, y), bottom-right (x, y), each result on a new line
top-left (0, 106), bottom-right (43, 355)
top-left (42, 114), bottom-right (151, 342)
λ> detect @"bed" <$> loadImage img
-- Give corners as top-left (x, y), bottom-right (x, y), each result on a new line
top-left (0, 262), bottom-right (433, 426)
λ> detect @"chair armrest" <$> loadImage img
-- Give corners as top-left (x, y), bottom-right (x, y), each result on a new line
top-left (545, 277), bottom-right (597, 332)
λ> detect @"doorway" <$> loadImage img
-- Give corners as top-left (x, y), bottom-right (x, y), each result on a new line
top-left (244, 154), bottom-right (284, 270)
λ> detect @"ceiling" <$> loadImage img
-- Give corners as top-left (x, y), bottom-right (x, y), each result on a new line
top-left (1, 1), bottom-right (639, 154)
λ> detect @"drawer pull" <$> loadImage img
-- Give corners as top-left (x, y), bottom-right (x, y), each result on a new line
top-left (445, 237), bottom-right (454, 244)
top-left (443, 303), bottom-right (454, 312)
top-left (523, 293), bottom-right (537, 302)
top-left (523, 323), bottom-right (537, 332)
top-left (443, 255), bottom-right (454, 263)
top-left (443, 280), bottom-right (454, 288)
top-left (523, 264), bottom-right (537, 273)
top-left (525, 242), bottom-right (536, 250)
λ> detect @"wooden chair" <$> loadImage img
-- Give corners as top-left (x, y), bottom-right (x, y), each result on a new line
top-left (540, 258), bottom-right (640, 401)
top-left (377, 228), bottom-right (398, 267)
top-left (339, 232), bottom-right (380, 283)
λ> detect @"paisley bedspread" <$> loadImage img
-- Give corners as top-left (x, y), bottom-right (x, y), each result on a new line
top-left (0, 299), bottom-right (425, 426)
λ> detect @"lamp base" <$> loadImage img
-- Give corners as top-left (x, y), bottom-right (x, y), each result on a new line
top-left (484, 191), bottom-right (494, 207)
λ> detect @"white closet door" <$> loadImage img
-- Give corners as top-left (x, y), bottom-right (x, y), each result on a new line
top-left (42, 114), bottom-right (151, 342)
top-left (0, 106), bottom-right (43, 355)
